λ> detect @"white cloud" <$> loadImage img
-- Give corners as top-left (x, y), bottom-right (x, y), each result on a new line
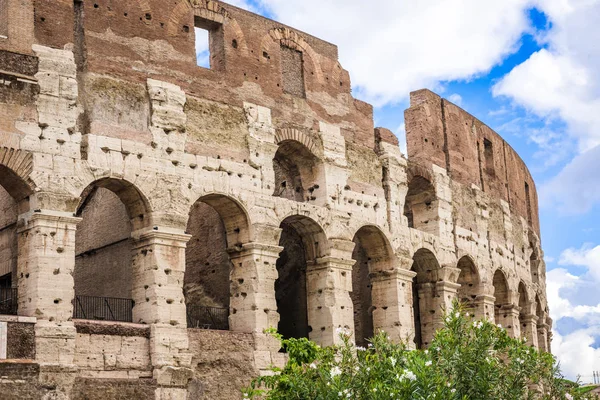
top-left (547, 244), bottom-right (600, 381)
top-left (258, 0), bottom-right (532, 106)
top-left (540, 144), bottom-right (600, 214)
top-left (447, 93), bottom-right (463, 106)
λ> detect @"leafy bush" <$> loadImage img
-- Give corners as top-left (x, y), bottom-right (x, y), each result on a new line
top-left (244, 303), bottom-right (595, 399)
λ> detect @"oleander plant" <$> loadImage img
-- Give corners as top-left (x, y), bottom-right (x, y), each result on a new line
top-left (243, 302), bottom-right (595, 400)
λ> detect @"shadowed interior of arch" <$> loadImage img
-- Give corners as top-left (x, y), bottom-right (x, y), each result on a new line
top-left (273, 140), bottom-right (320, 202)
top-left (275, 215), bottom-right (326, 340)
top-left (0, 166), bottom-right (31, 290)
top-left (411, 248), bottom-right (441, 349)
top-left (404, 175), bottom-right (437, 234)
top-left (492, 269), bottom-right (510, 328)
top-left (184, 194), bottom-right (249, 330)
top-left (73, 179), bottom-right (150, 322)
top-left (457, 256), bottom-right (480, 309)
top-left (518, 282), bottom-right (529, 337)
top-left (351, 226), bottom-right (394, 347)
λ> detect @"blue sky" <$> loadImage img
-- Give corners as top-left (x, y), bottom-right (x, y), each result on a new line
top-left (198, 0), bottom-right (600, 381)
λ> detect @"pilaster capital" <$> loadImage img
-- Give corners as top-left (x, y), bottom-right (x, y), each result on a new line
top-left (131, 227), bottom-right (191, 248)
top-left (18, 210), bottom-right (82, 233)
top-left (370, 268), bottom-right (417, 282)
top-left (308, 256), bottom-right (355, 272)
top-left (436, 280), bottom-right (461, 292)
top-left (227, 242), bottom-right (283, 259)
top-left (438, 266), bottom-right (461, 283)
top-left (521, 314), bottom-right (539, 324)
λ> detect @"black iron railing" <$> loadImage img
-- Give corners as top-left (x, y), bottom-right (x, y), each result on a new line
top-left (73, 295), bottom-right (134, 322)
top-left (0, 287), bottom-right (17, 315)
top-left (187, 305), bottom-right (229, 330)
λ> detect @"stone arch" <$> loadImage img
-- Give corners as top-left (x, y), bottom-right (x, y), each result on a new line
top-left (411, 248), bottom-right (442, 349)
top-left (456, 255), bottom-right (480, 309)
top-left (184, 193), bottom-right (251, 330)
top-left (0, 147), bottom-right (35, 202)
top-left (275, 214), bottom-right (327, 339)
top-left (73, 178), bottom-right (151, 321)
top-left (275, 128), bottom-right (318, 154)
top-left (272, 137), bottom-right (324, 203)
top-left (351, 225), bottom-right (395, 346)
top-left (404, 167), bottom-right (437, 233)
top-left (266, 27), bottom-right (324, 84)
top-left (0, 158), bottom-right (34, 294)
top-left (167, 0), bottom-right (230, 37)
top-left (492, 269), bottom-right (510, 328)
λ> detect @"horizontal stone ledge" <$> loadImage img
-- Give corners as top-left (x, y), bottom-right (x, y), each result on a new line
top-left (74, 320), bottom-right (150, 338)
top-left (0, 315), bottom-right (37, 324)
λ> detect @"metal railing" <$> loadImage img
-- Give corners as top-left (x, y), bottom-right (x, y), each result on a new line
top-left (73, 295), bottom-right (134, 322)
top-left (187, 305), bottom-right (229, 330)
top-left (0, 288), bottom-right (17, 315)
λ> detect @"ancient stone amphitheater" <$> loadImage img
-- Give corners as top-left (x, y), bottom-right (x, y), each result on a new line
top-left (0, 0), bottom-right (549, 398)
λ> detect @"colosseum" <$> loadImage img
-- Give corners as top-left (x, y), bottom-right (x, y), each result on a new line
top-left (0, 0), bottom-right (550, 398)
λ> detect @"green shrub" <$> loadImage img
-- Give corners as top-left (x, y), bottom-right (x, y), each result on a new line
top-left (244, 302), bottom-right (595, 399)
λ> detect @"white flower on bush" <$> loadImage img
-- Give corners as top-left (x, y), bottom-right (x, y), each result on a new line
top-left (565, 394), bottom-right (573, 400)
top-left (390, 357), bottom-right (396, 367)
top-left (356, 346), bottom-right (366, 351)
top-left (309, 363), bottom-right (317, 369)
top-left (404, 370), bottom-right (416, 381)
top-left (451, 388), bottom-right (456, 393)
top-left (425, 360), bottom-right (432, 367)
top-left (330, 366), bottom-right (342, 377)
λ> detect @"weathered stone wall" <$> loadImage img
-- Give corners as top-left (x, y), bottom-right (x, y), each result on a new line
top-left (0, 1), bottom-right (549, 399)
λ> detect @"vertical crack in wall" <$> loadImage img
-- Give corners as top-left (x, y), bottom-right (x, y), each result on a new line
top-left (476, 140), bottom-right (485, 192)
top-left (440, 99), bottom-right (451, 176)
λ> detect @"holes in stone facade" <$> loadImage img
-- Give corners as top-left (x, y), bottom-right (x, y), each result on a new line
top-left (194, 16), bottom-right (225, 70)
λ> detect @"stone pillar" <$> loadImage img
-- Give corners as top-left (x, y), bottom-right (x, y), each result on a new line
top-left (416, 282), bottom-right (436, 347)
top-left (496, 304), bottom-right (520, 338)
top-left (537, 321), bottom-right (548, 352)
top-left (520, 314), bottom-right (538, 347)
top-left (228, 243), bottom-right (282, 333)
top-left (371, 268), bottom-right (417, 345)
top-left (130, 228), bottom-right (192, 400)
top-left (306, 256), bottom-right (355, 347)
top-left (431, 280), bottom-right (460, 330)
top-left (17, 211), bottom-right (81, 368)
top-left (472, 294), bottom-right (495, 322)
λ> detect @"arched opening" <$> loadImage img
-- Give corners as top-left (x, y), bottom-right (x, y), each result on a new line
top-left (0, 165), bottom-right (32, 315)
top-left (351, 226), bottom-right (394, 347)
top-left (273, 140), bottom-right (321, 202)
top-left (404, 176), bottom-right (437, 234)
top-left (492, 269), bottom-right (510, 327)
top-left (276, 215), bottom-right (327, 340)
top-left (518, 282), bottom-right (529, 339)
top-left (456, 256), bottom-right (479, 310)
top-left (74, 178), bottom-right (150, 322)
top-left (411, 248), bottom-right (441, 349)
top-left (184, 194), bottom-right (250, 330)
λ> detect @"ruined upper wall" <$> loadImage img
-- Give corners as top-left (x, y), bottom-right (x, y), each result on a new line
top-left (405, 89), bottom-right (540, 237)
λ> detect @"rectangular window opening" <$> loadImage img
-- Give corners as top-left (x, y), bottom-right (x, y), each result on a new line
top-left (194, 17), bottom-right (224, 71)
top-left (524, 182), bottom-right (532, 224)
top-left (483, 138), bottom-right (495, 176)
top-left (0, 0), bottom-right (9, 38)
top-left (281, 45), bottom-right (306, 98)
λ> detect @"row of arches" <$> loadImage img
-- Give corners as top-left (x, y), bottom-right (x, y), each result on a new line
top-left (0, 168), bottom-right (548, 350)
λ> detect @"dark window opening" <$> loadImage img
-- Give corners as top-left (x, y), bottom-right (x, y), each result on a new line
top-left (194, 16), bottom-right (224, 70)
top-left (281, 45), bottom-right (306, 98)
top-left (525, 182), bottom-right (532, 225)
top-left (351, 239), bottom-right (374, 348)
top-left (0, 0), bottom-right (8, 38)
top-left (484, 138), bottom-right (495, 175)
top-left (412, 280), bottom-right (422, 349)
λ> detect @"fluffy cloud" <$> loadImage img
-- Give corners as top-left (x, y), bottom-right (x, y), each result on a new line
top-left (547, 244), bottom-right (600, 381)
top-left (258, 0), bottom-right (532, 105)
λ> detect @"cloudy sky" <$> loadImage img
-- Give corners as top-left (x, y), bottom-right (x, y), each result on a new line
top-left (198, 0), bottom-right (600, 381)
